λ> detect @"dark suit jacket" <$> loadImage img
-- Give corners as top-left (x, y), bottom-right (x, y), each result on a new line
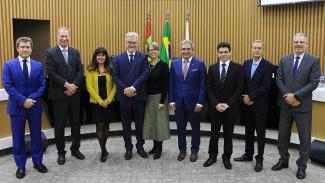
top-left (242, 58), bottom-right (273, 113)
top-left (207, 61), bottom-right (244, 115)
top-left (2, 58), bottom-right (46, 115)
top-left (112, 51), bottom-right (149, 102)
top-left (168, 57), bottom-right (207, 109)
top-left (45, 45), bottom-right (83, 100)
top-left (276, 53), bottom-right (320, 112)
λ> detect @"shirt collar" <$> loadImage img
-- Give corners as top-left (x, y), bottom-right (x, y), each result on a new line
top-left (18, 56), bottom-right (30, 63)
top-left (127, 51), bottom-right (136, 56)
top-left (252, 57), bottom-right (262, 65)
top-left (58, 45), bottom-right (69, 51)
top-left (219, 60), bottom-right (230, 66)
top-left (182, 56), bottom-right (193, 63)
top-left (294, 53), bottom-right (305, 60)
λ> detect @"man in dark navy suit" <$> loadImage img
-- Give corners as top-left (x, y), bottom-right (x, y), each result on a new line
top-left (168, 39), bottom-right (207, 162)
top-left (2, 37), bottom-right (47, 178)
top-left (112, 32), bottom-right (150, 160)
top-left (234, 40), bottom-right (273, 172)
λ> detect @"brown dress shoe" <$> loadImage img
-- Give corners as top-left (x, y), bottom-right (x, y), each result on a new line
top-left (190, 154), bottom-right (198, 162)
top-left (177, 152), bottom-right (186, 161)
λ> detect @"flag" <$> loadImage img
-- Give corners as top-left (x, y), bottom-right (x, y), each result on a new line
top-left (145, 17), bottom-right (153, 61)
top-left (185, 18), bottom-right (189, 40)
top-left (161, 20), bottom-right (171, 67)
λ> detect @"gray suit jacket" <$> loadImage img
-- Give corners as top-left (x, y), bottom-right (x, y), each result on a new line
top-left (276, 53), bottom-right (320, 112)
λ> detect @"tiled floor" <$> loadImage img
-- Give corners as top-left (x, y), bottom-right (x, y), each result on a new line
top-left (0, 134), bottom-right (324, 183)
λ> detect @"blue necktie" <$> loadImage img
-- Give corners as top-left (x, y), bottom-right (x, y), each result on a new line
top-left (129, 54), bottom-right (134, 63)
top-left (251, 62), bottom-right (258, 79)
top-left (293, 56), bottom-right (300, 79)
top-left (23, 60), bottom-right (29, 82)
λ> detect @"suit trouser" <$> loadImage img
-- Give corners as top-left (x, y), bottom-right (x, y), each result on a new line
top-left (10, 113), bottom-right (43, 168)
top-left (175, 107), bottom-right (200, 154)
top-left (277, 108), bottom-right (311, 170)
top-left (208, 113), bottom-right (235, 160)
top-left (244, 110), bottom-right (267, 161)
top-left (120, 101), bottom-right (145, 151)
top-left (52, 99), bottom-right (81, 154)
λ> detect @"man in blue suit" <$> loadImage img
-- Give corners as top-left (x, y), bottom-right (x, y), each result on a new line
top-left (168, 39), bottom-right (207, 162)
top-left (112, 32), bottom-right (150, 160)
top-left (2, 37), bottom-right (47, 179)
top-left (234, 40), bottom-right (273, 172)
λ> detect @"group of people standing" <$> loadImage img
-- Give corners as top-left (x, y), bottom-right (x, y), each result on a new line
top-left (2, 27), bottom-right (320, 181)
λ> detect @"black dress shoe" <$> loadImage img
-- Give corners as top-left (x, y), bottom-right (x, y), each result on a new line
top-left (149, 146), bottom-right (156, 154)
top-left (203, 158), bottom-right (216, 167)
top-left (177, 152), bottom-right (186, 161)
top-left (34, 163), bottom-right (48, 173)
top-left (16, 167), bottom-right (25, 179)
top-left (71, 150), bottom-right (85, 160)
top-left (296, 168), bottom-right (306, 179)
top-left (271, 161), bottom-right (288, 171)
top-left (255, 161), bottom-right (263, 172)
top-left (190, 154), bottom-right (198, 162)
top-left (223, 159), bottom-right (232, 170)
top-left (137, 148), bottom-right (148, 158)
top-left (57, 154), bottom-right (65, 165)
top-left (124, 150), bottom-right (133, 160)
top-left (100, 151), bottom-right (108, 162)
top-left (153, 150), bottom-right (162, 159)
top-left (234, 154), bottom-right (253, 162)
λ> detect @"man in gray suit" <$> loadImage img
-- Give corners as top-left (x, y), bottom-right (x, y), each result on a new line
top-left (272, 33), bottom-right (320, 179)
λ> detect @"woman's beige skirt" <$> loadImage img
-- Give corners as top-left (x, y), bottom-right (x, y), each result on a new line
top-left (143, 94), bottom-right (170, 141)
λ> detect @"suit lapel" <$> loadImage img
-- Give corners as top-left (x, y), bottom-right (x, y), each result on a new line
top-left (14, 58), bottom-right (26, 83)
top-left (251, 59), bottom-right (264, 80)
top-left (287, 54), bottom-right (295, 82)
top-left (246, 60), bottom-right (253, 79)
top-left (214, 62), bottom-right (220, 82)
top-left (56, 46), bottom-right (69, 67)
top-left (185, 58), bottom-right (195, 80)
top-left (295, 54), bottom-right (308, 81)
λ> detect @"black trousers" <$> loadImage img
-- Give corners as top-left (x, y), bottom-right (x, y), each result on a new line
top-left (208, 112), bottom-right (236, 160)
top-left (244, 110), bottom-right (267, 161)
top-left (52, 99), bottom-right (81, 154)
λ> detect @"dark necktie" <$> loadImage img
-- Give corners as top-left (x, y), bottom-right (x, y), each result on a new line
top-left (293, 56), bottom-right (300, 79)
top-left (23, 59), bottom-right (29, 82)
top-left (129, 54), bottom-right (134, 63)
top-left (220, 63), bottom-right (226, 88)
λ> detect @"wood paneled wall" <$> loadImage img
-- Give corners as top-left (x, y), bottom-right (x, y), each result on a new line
top-left (1, 0), bottom-right (325, 84)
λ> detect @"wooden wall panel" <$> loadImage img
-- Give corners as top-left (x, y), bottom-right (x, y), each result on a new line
top-left (0, 0), bottom-right (324, 139)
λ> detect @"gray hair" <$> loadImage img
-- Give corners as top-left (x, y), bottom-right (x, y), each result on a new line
top-left (180, 39), bottom-right (195, 49)
top-left (293, 33), bottom-right (308, 44)
top-left (146, 42), bottom-right (160, 52)
top-left (125, 32), bottom-right (139, 40)
top-left (251, 40), bottom-right (265, 47)
top-left (57, 26), bottom-right (70, 36)
top-left (16, 37), bottom-right (33, 48)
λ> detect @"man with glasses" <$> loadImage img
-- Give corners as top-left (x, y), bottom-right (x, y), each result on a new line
top-left (112, 32), bottom-right (150, 160)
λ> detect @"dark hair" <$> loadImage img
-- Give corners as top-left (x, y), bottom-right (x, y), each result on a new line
top-left (87, 47), bottom-right (111, 74)
top-left (217, 42), bottom-right (231, 52)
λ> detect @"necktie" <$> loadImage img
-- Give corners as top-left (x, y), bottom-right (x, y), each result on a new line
top-left (129, 54), bottom-right (134, 63)
top-left (251, 62), bottom-right (258, 79)
top-left (182, 60), bottom-right (189, 80)
top-left (293, 56), bottom-right (300, 79)
top-left (62, 49), bottom-right (68, 64)
top-left (220, 63), bottom-right (226, 88)
top-left (22, 59), bottom-right (29, 82)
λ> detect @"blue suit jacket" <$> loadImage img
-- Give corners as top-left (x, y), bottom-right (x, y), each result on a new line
top-left (112, 51), bottom-right (150, 102)
top-left (242, 58), bottom-right (273, 113)
top-left (2, 58), bottom-right (46, 115)
top-left (168, 57), bottom-right (207, 109)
